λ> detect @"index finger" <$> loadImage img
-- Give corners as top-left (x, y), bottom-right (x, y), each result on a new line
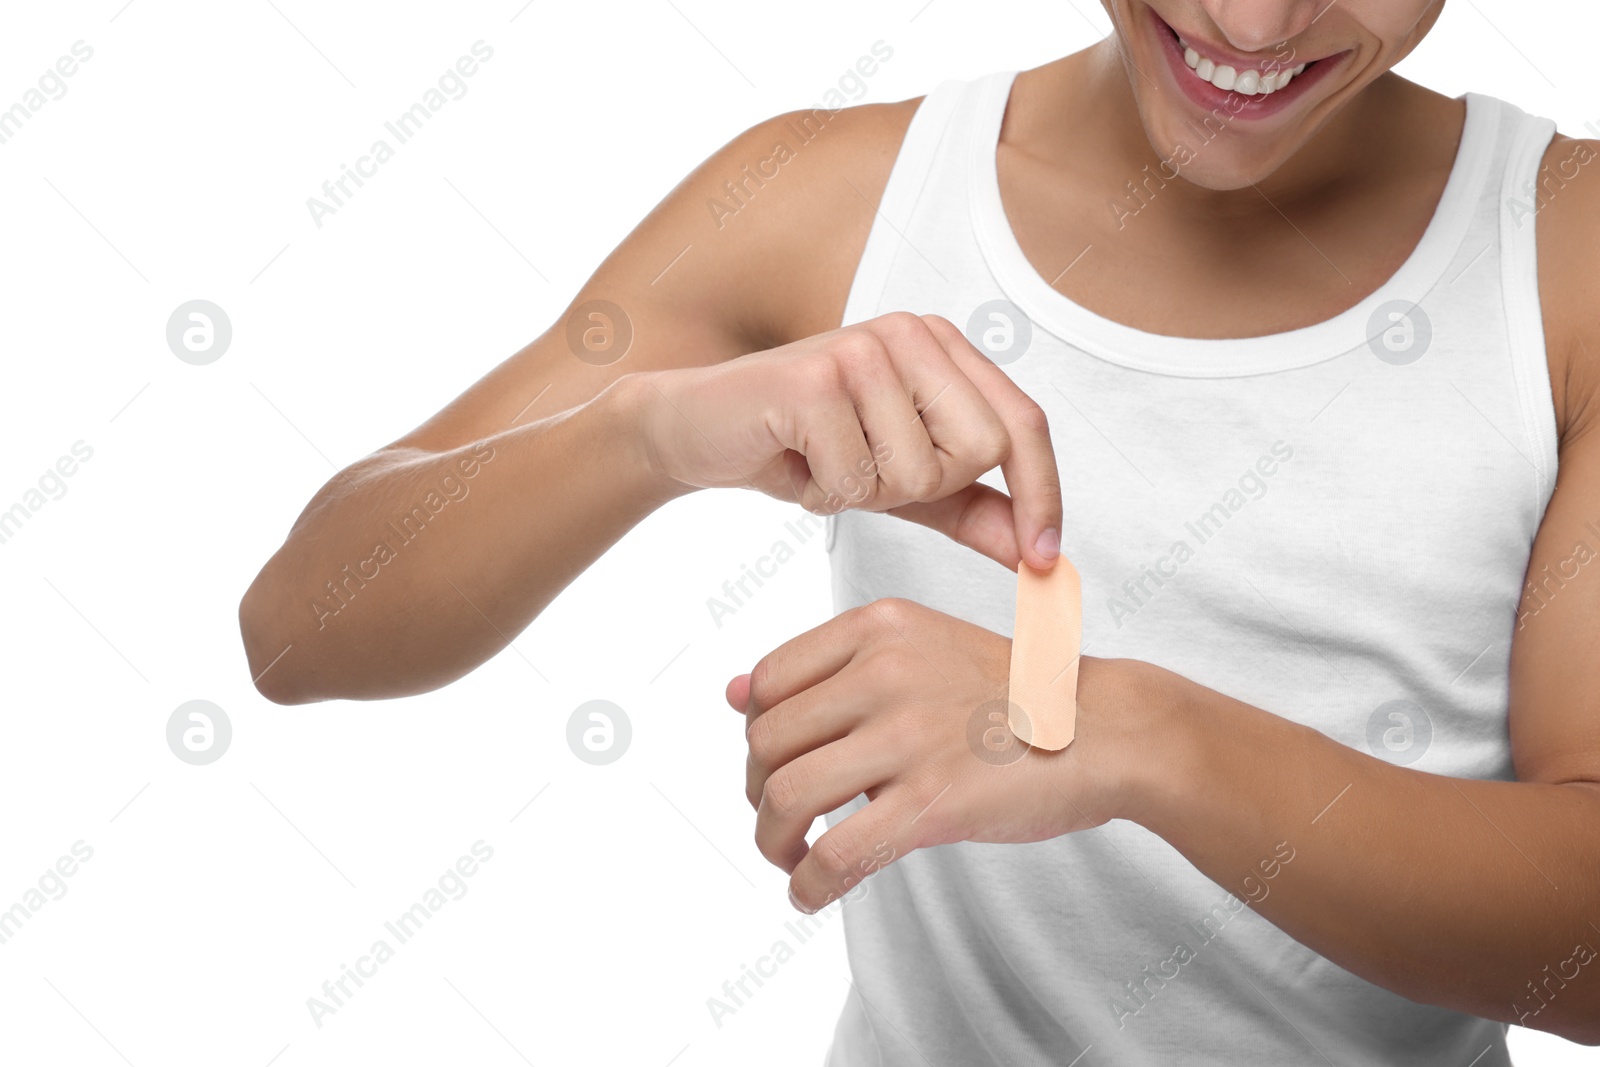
top-left (922, 314), bottom-right (1063, 569)
top-left (742, 605), bottom-right (874, 722)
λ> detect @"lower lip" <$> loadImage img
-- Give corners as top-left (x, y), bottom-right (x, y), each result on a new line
top-left (1147, 6), bottom-right (1343, 122)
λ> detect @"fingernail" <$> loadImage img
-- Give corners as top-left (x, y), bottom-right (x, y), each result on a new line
top-left (1034, 527), bottom-right (1060, 559)
top-left (788, 885), bottom-right (815, 914)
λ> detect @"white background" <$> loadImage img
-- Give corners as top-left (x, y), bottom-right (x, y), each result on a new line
top-left (1, 1), bottom-right (1597, 1064)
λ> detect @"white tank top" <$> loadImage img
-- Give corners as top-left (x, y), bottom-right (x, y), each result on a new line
top-left (821, 69), bottom-right (1558, 1066)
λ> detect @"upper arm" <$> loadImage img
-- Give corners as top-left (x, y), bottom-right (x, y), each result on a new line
top-left (384, 97), bottom-right (923, 456)
top-left (1507, 134), bottom-right (1600, 786)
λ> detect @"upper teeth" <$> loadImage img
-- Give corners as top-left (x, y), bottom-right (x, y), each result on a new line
top-left (1180, 37), bottom-right (1306, 95)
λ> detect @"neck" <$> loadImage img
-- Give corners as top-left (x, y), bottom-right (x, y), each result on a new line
top-left (1018, 41), bottom-right (1456, 231)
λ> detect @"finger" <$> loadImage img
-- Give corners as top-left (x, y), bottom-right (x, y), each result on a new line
top-left (859, 313), bottom-right (1000, 504)
top-left (887, 482), bottom-right (1022, 571)
top-left (787, 792), bottom-right (917, 914)
top-left (923, 314), bottom-right (1063, 569)
top-left (753, 369), bottom-right (877, 513)
top-left (745, 668), bottom-right (875, 809)
top-left (745, 605), bottom-right (877, 719)
top-left (725, 673), bottom-right (751, 714)
top-left (832, 338), bottom-right (943, 510)
top-left (867, 314), bottom-right (1011, 500)
top-left (745, 448), bottom-right (815, 508)
top-left (783, 377), bottom-right (879, 515)
top-left (755, 735), bottom-right (899, 875)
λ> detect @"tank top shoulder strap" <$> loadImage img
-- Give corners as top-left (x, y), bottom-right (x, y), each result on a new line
top-left (839, 75), bottom-right (989, 328)
top-left (1483, 91), bottom-right (1562, 497)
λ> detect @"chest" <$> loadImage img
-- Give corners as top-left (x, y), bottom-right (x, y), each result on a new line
top-left (996, 144), bottom-right (1448, 342)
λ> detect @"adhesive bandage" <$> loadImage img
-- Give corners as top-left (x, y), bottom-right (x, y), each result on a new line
top-left (1007, 558), bottom-right (1082, 750)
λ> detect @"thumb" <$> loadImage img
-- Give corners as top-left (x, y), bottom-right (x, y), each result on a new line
top-left (725, 673), bottom-right (752, 714)
top-left (887, 483), bottom-right (1025, 571)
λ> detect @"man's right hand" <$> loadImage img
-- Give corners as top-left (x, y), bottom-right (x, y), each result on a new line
top-left (639, 311), bottom-right (1064, 571)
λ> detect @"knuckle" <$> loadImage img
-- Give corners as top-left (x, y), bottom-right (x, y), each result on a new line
top-left (904, 462), bottom-right (944, 500)
top-left (762, 768), bottom-right (802, 818)
top-left (747, 659), bottom-right (778, 713)
top-left (813, 829), bottom-right (860, 880)
top-left (870, 596), bottom-right (917, 631)
top-left (974, 426), bottom-right (1012, 467)
top-left (831, 329), bottom-right (890, 371)
top-left (845, 600), bottom-right (882, 633)
top-left (1013, 398), bottom-right (1050, 434)
top-left (844, 601), bottom-right (883, 627)
top-left (875, 310), bottom-right (929, 345)
top-left (746, 713), bottom-right (780, 768)
top-left (839, 465), bottom-right (881, 509)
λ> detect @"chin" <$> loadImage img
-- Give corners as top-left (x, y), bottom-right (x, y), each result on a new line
top-left (1111, 0), bottom-right (1362, 189)
top-left (1134, 111), bottom-right (1295, 190)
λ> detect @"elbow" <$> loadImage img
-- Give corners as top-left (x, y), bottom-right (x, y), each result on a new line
top-left (1527, 1020), bottom-right (1600, 1047)
top-left (238, 574), bottom-right (316, 706)
top-left (1506, 990), bottom-right (1600, 1045)
top-left (1547, 1018), bottom-right (1600, 1046)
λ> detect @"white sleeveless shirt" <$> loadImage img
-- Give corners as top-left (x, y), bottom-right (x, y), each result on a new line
top-left (821, 70), bottom-right (1558, 1066)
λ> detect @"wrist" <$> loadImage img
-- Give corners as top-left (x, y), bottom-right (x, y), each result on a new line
top-left (606, 371), bottom-right (699, 506)
top-left (1076, 657), bottom-right (1199, 828)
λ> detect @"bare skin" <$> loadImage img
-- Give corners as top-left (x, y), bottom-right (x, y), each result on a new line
top-left (241, 0), bottom-right (1600, 1044)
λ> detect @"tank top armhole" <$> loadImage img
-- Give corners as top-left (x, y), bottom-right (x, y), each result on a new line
top-left (827, 79), bottom-right (969, 554)
top-left (1497, 100), bottom-right (1561, 512)
top-left (837, 79), bottom-right (968, 329)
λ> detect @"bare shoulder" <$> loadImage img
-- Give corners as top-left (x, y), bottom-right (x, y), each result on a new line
top-left (1534, 133), bottom-right (1600, 445)
top-left (675, 95), bottom-right (926, 349)
top-left (381, 94), bottom-right (924, 456)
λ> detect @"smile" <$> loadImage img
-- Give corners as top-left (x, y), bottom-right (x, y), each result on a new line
top-left (1146, 6), bottom-right (1347, 120)
top-left (1178, 36), bottom-right (1305, 95)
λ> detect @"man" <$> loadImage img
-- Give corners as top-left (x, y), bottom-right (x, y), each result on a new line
top-left (241, 1), bottom-right (1600, 1061)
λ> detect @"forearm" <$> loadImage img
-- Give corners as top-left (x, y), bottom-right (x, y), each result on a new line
top-left (1117, 663), bottom-right (1600, 1041)
top-left (239, 373), bottom-right (686, 703)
